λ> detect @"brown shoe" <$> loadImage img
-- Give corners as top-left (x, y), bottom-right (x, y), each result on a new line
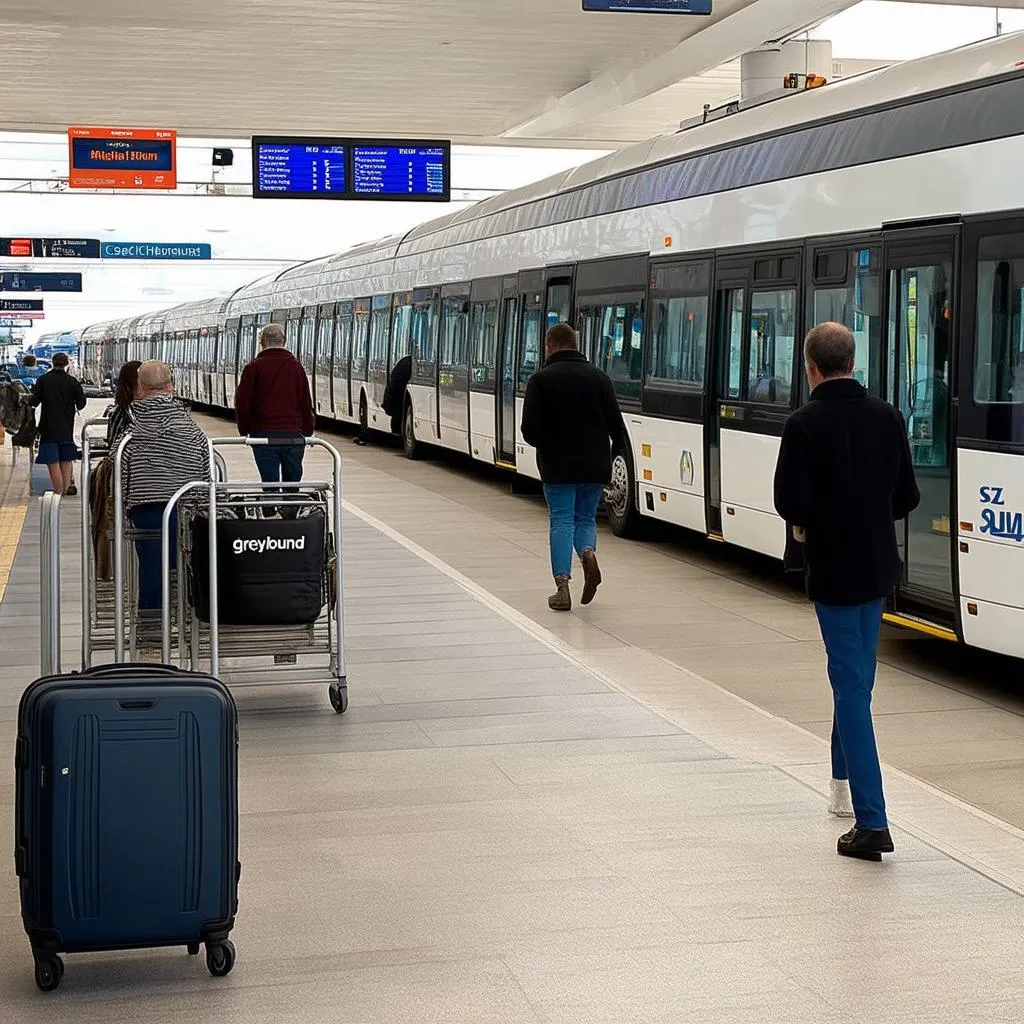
top-left (547, 575), bottom-right (572, 612)
top-left (580, 549), bottom-right (602, 605)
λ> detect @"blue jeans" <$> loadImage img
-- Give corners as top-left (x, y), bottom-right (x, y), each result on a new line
top-left (252, 433), bottom-right (305, 516)
top-left (814, 599), bottom-right (887, 830)
top-left (130, 504), bottom-right (177, 611)
top-left (543, 483), bottom-right (605, 579)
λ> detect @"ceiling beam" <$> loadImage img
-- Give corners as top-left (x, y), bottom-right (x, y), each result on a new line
top-left (502, 0), bottom-right (858, 139)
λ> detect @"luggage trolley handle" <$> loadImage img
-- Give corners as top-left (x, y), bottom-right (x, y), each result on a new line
top-left (79, 416), bottom-right (111, 670)
top-left (210, 436), bottom-right (346, 683)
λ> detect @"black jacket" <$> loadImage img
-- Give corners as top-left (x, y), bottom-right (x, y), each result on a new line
top-left (773, 378), bottom-right (920, 606)
top-left (520, 349), bottom-right (622, 485)
top-left (30, 369), bottom-right (86, 444)
top-left (383, 355), bottom-right (412, 433)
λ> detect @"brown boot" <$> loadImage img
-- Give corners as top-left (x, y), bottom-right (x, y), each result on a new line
top-left (580, 549), bottom-right (602, 606)
top-left (547, 575), bottom-right (572, 612)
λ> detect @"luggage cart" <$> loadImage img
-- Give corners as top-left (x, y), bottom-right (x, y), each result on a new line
top-left (158, 437), bottom-right (348, 713)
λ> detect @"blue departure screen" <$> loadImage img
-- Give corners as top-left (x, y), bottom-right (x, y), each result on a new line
top-left (583, 0), bottom-right (712, 13)
top-left (252, 141), bottom-right (348, 198)
top-left (251, 136), bottom-right (451, 201)
top-left (352, 145), bottom-right (449, 199)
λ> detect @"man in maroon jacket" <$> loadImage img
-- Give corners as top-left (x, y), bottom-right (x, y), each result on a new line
top-left (235, 323), bottom-right (315, 517)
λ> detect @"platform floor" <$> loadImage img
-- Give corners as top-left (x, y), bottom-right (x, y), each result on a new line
top-left (0, 417), bottom-right (1022, 1022)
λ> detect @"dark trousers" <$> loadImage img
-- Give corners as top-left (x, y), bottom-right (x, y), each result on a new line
top-left (814, 599), bottom-right (887, 830)
top-left (252, 433), bottom-right (305, 516)
top-left (130, 504), bottom-right (177, 611)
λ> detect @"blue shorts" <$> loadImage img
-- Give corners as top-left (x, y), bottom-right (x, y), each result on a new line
top-left (36, 441), bottom-right (80, 465)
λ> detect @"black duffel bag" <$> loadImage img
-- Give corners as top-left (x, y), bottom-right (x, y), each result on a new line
top-left (190, 516), bottom-right (326, 626)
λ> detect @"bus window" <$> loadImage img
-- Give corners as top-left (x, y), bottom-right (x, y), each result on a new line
top-left (518, 305), bottom-right (542, 389)
top-left (578, 292), bottom-right (644, 402)
top-left (975, 248), bottom-right (1024, 404)
top-left (747, 289), bottom-right (796, 406)
top-left (391, 301), bottom-right (413, 363)
top-left (649, 285), bottom-right (708, 387)
top-left (470, 300), bottom-right (499, 386)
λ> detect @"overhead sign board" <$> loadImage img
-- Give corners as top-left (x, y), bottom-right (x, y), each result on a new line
top-left (0, 318), bottom-right (32, 328)
top-left (0, 272), bottom-right (82, 292)
top-left (68, 126), bottom-right (177, 190)
top-left (251, 136), bottom-right (450, 201)
top-left (582, 0), bottom-right (712, 12)
top-left (100, 242), bottom-right (212, 260)
top-left (0, 238), bottom-right (101, 258)
top-left (0, 298), bottom-right (43, 312)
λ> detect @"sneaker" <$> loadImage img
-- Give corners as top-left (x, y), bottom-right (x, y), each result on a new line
top-left (837, 826), bottom-right (894, 861)
top-left (547, 575), bottom-right (572, 612)
top-left (828, 778), bottom-right (855, 818)
top-left (580, 549), bottom-right (602, 606)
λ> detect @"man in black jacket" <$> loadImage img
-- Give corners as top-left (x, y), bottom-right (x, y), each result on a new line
top-left (774, 321), bottom-right (920, 862)
top-left (521, 323), bottom-right (623, 612)
top-left (30, 352), bottom-right (86, 496)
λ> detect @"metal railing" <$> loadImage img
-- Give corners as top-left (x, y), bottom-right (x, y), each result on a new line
top-left (39, 491), bottom-right (62, 676)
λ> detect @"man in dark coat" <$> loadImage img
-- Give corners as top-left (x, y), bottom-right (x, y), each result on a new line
top-left (774, 321), bottom-right (920, 861)
top-left (521, 323), bottom-right (623, 612)
top-left (30, 352), bottom-right (86, 495)
top-left (235, 322), bottom-right (315, 516)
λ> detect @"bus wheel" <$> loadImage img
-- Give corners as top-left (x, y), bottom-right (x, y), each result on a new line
top-left (606, 445), bottom-right (640, 538)
top-left (403, 404), bottom-right (421, 460)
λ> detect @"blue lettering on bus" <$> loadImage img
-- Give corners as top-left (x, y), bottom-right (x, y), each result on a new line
top-left (980, 508), bottom-right (1024, 542)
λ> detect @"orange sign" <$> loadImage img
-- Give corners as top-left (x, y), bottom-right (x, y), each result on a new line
top-left (67, 126), bottom-right (177, 190)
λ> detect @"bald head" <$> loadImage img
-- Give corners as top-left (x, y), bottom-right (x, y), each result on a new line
top-left (804, 322), bottom-right (855, 388)
top-left (137, 360), bottom-right (173, 397)
top-left (260, 323), bottom-right (286, 349)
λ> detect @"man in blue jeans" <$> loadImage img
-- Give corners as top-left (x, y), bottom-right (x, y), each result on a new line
top-left (774, 322), bottom-right (920, 860)
top-left (521, 323), bottom-right (623, 612)
top-left (234, 323), bottom-right (315, 517)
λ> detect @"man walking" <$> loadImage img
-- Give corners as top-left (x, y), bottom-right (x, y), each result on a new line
top-left (774, 322), bottom-right (920, 861)
top-left (521, 322), bottom-right (623, 612)
top-left (234, 323), bottom-right (315, 516)
top-left (30, 352), bottom-right (86, 496)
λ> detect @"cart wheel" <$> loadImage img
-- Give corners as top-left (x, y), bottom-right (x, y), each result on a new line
top-left (187, 942), bottom-right (200, 956)
top-left (329, 682), bottom-right (348, 715)
top-left (34, 954), bottom-right (64, 992)
top-left (206, 940), bottom-right (235, 978)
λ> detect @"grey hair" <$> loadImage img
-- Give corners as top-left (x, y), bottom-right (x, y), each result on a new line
top-left (260, 323), bottom-right (286, 348)
top-left (804, 321), bottom-right (856, 379)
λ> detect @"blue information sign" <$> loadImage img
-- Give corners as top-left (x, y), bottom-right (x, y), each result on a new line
top-left (252, 141), bottom-right (347, 197)
top-left (352, 145), bottom-right (448, 198)
top-left (583, 0), bottom-right (712, 12)
top-left (100, 242), bottom-right (212, 260)
top-left (251, 136), bottom-right (451, 201)
top-left (0, 272), bottom-right (82, 292)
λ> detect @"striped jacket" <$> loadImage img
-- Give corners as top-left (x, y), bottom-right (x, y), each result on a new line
top-left (121, 395), bottom-right (210, 508)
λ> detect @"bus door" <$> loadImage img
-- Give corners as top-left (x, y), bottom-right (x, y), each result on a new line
top-left (882, 223), bottom-right (959, 619)
top-left (515, 271), bottom-right (545, 479)
top-left (495, 276), bottom-right (520, 468)
top-left (438, 284), bottom-right (471, 453)
top-left (707, 250), bottom-right (801, 554)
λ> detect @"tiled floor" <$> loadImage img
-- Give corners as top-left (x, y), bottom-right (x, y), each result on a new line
top-left (0, 418), bottom-right (1021, 1021)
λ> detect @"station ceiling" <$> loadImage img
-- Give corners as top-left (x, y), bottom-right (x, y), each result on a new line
top-left (1, 0), bottom-right (1019, 147)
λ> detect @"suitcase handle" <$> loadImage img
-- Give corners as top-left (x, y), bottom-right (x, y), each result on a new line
top-left (76, 664), bottom-right (193, 679)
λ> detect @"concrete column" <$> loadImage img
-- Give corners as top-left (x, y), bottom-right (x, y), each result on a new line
top-left (740, 39), bottom-right (833, 102)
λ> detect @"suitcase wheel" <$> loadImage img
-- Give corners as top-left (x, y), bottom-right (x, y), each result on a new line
top-left (329, 682), bottom-right (348, 715)
top-left (206, 940), bottom-right (235, 978)
top-left (34, 954), bottom-right (64, 992)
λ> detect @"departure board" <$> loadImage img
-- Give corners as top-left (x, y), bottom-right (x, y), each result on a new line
top-left (583, 0), bottom-right (712, 13)
top-left (352, 144), bottom-right (449, 200)
top-left (251, 136), bottom-right (451, 201)
top-left (251, 139), bottom-right (348, 198)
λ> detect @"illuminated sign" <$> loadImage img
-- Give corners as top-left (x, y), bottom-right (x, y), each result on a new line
top-left (0, 298), bottom-right (44, 319)
top-left (0, 238), bottom-right (100, 258)
top-left (100, 242), bottom-right (212, 260)
top-left (0, 318), bottom-right (32, 328)
top-left (251, 136), bottom-right (451, 201)
top-left (0, 272), bottom-right (82, 292)
top-left (68, 126), bottom-right (177, 190)
top-left (583, 0), bottom-right (712, 12)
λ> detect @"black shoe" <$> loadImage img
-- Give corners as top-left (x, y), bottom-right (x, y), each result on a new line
top-left (837, 826), bottom-right (894, 861)
top-left (353, 437), bottom-right (369, 447)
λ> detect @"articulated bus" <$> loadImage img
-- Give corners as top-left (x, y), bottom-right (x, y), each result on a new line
top-left (79, 34), bottom-right (1024, 660)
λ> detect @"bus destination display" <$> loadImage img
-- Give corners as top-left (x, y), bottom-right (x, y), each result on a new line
top-left (582, 0), bottom-right (712, 13)
top-left (352, 145), bottom-right (449, 199)
top-left (251, 137), bottom-right (451, 201)
top-left (251, 140), bottom-right (348, 197)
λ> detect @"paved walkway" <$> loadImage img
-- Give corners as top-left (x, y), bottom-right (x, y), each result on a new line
top-left (0, 431), bottom-right (1020, 1022)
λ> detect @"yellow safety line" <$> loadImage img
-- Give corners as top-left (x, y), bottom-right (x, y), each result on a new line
top-left (706, 532), bottom-right (725, 543)
top-left (494, 460), bottom-right (517, 472)
top-left (0, 450), bottom-right (30, 604)
top-left (883, 612), bottom-right (958, 642)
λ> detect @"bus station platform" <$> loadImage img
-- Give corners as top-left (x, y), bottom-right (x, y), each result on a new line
top-left (1, 415), bottom-right (1023, 1022)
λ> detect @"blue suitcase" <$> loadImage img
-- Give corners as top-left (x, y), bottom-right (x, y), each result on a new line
top-left (14, 664), bottom-right (239, 991)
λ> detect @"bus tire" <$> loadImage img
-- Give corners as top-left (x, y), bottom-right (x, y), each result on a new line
top-left (606, 442), bottom-right (641, 539)
top-left (403, 403), bottom-right (421, 460)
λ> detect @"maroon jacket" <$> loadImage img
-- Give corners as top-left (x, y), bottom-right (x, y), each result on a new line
top-left (235, 347), bottom-right (315, 437)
